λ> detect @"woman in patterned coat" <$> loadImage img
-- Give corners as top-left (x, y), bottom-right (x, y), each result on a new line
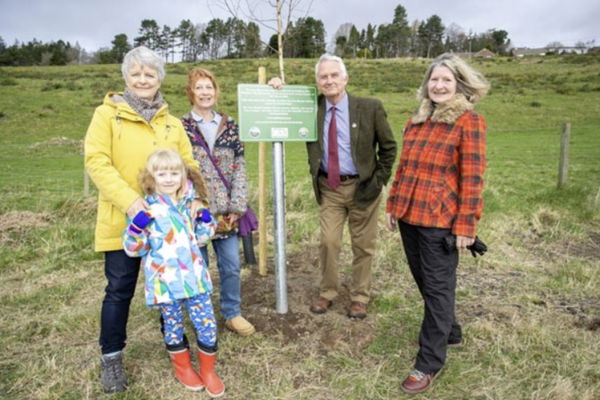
top-left (181, 67), bottom-right (255, 336)
top-left (385, 53), bottom-right (490, 395)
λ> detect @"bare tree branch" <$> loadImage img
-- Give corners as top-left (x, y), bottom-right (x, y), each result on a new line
top-left (209, 0), bottom-right (314, 79)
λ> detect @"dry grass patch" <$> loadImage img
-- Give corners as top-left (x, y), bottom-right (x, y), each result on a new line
top-left (0, 210), bottom-right (54, 248)
top-left (28, 136), bottom-right (83, 154)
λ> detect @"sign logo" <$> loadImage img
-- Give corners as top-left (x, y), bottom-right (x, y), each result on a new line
top-left (248, 126), bottom-right (261, 138)
top-left (298, 127), bottom-right (309, 138)
top-left (271, 127), bottom-right (289, 139)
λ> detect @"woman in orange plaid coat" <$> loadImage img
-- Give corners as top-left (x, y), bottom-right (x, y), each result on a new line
top-left (385, 53), bottom-right (490, 395)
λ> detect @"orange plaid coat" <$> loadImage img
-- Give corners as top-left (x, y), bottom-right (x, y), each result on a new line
top-left (386, 95), bottom-right (486, 237)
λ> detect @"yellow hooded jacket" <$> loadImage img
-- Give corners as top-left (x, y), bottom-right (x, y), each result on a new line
top-left (84, 92), bottom-right (196, 252)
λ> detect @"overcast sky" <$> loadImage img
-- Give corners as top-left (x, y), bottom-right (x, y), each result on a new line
top-left (1, 0), bottom-right (598, 52)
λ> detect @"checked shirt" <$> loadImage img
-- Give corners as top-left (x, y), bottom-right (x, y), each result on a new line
top-left (386, 110), bottom-right (486, 237)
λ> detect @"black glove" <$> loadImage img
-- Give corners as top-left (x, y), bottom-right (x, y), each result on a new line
top-left (443, 235), bottom-right (488, 257)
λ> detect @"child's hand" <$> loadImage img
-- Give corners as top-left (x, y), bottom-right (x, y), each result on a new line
top-left (196, 208), bottom-right (212, 223)
top-left (195, 208), bottom-right (217, 246)
top-left (128, 210), bottom-right (153, 234)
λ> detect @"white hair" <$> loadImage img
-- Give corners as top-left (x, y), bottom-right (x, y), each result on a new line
top-left (121, 46), bottom-right (166, 82)
top-left (315, 53), bottom-right (348, 81)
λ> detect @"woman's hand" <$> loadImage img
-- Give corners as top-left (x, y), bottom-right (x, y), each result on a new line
top-left (267, 77), bottom-right (283, 89)
top-left (126, 197), bottom-right (148, 219)
top-left (456, 235), bottom-right (475, 249)
top-left (227, 213), bottom-right (240, 223)
top-left (385, 212), bottom-right (397, 231)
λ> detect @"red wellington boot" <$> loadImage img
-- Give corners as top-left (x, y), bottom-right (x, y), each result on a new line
top-left (168, 349), bottom-right (204, 391)
top-left (197, 349), bottom-right (225, 398)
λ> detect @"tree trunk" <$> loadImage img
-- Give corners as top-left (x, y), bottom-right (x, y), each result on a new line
top-left (276, 0), bottom-right (285, 82)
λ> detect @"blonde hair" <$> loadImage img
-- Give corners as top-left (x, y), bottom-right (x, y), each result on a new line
top-left (185, 67), bottom-right (220, 106)
top-left (139, 149), bottom-right (187, 199)
top-left (139, 149), bottom-right (209, 202)
top-left (417, 53), bottom-right (490, 103)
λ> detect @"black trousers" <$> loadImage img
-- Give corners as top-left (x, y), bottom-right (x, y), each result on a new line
top-left (399, 221), bottom-right (462, 374)
top-left (99, 250), bottom-right (141, 354)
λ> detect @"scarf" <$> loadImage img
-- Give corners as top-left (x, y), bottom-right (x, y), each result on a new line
top-left (122, 87), bottom-right (165, 122)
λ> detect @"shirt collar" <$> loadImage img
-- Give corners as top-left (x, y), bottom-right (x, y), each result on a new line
top-left (326, 92), bottom-right (348, 112)
top-left (191, 110), bottom-right (221, 125)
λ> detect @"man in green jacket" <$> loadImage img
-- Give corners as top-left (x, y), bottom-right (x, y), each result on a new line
top-left (273, 54), bottom-right (397, 319)
top-left (308, 54), bottom-right (397, 319)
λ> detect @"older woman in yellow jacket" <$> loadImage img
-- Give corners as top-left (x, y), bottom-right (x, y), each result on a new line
top-left (84, 46), bottom-right (196, 393)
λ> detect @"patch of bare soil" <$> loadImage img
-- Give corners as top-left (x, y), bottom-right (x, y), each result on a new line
top-left (567, 231), bottom-right (600, 261)
top-left (458, 269), bottom-right (600, 332)
top-left (0, 210), bottom-right (54, 247)
top-left (519, 227), bottom-right (600, 262)
top-left (240, 247), bottom-right (377, 355)
top-left (559, 298), bottom-right (600, 331)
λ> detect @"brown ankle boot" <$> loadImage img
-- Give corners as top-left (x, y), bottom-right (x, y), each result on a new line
top-left (168, 349), bottom-right (204, 391)
top-left (197, 349), bottom-right (225, 398)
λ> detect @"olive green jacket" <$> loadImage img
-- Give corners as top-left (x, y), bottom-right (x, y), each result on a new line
top-left (306, 93), bottom-right (397, 208)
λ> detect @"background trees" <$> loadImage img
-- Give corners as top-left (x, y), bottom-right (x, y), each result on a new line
top-left (0, 3), bottom-right (523, 65)
top-left (284, 17), bottom-right (326, 58)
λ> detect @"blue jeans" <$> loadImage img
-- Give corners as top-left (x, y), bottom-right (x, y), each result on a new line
top-left (99, 250), bottom-right (141, 354)
top-left (200, 235), bottom-right (241, 320)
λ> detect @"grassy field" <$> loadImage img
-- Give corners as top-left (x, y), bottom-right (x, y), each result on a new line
top-left (0, 54), bottom-right (599, 399)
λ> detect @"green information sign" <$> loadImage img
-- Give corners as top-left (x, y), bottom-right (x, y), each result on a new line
top-left (237, 84), bottom-right (317, 142)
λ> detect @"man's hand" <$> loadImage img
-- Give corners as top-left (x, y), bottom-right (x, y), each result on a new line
top-left (267, 77), bottom-right (284, 89)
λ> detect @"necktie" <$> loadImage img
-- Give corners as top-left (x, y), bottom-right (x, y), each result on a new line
top-left (327, 106), bottom-right (340, 190)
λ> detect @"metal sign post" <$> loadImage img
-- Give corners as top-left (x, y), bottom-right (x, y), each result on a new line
top-left (272, 142), bottom-right (287, 313)
top-left (238, 83), bottom-right (317, 314)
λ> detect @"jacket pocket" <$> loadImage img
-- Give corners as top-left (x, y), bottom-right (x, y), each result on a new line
top-left (428, 181), bottom-right (458, 218)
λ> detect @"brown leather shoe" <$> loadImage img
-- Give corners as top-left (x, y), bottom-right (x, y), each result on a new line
top-left (346, 301), bottom-right (367, 319)
top-left (309, 297), bottom-right (332, 314)
top-left (400, 369), bottom-right (440, 394)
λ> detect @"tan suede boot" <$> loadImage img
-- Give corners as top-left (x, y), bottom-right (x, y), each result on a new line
top-left (197, 349), bottom-right (225, 398)
top-left (224, 315), bottom-right (256, 336)
top-left (168, 349), bottom-right (204, 391)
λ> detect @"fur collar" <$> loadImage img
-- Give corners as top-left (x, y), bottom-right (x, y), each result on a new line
top-left (411, 93), bottom-right (473, 124)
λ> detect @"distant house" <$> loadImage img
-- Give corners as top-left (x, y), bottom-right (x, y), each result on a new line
top-left (511, 47), bottom-right (547, 57)
top-left (474, 48), bottom-right (496, 58)
top-left (511, 46), bottom-right (588, 57)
